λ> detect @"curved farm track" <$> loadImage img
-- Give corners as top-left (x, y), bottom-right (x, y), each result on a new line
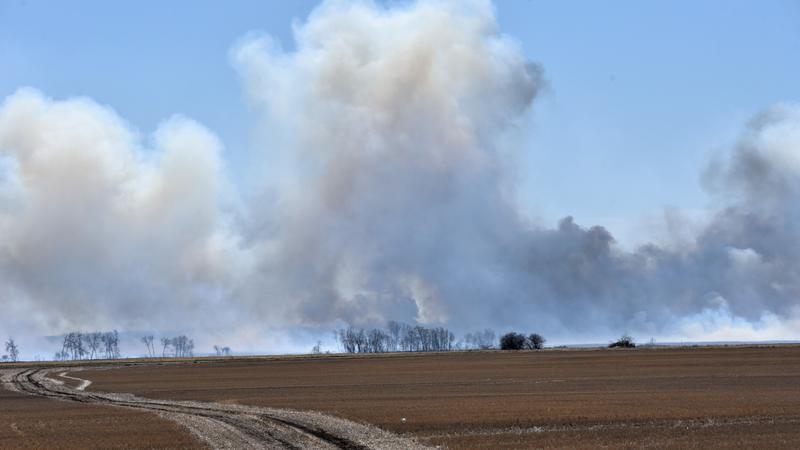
top-left (3, 368), bottom-right (426, 450)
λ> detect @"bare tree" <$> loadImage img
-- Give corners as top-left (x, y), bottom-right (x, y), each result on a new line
top-left (464, 329), bottom-right (496, 350)
top-left (387, 321), bottom-right (402, 352)
top-left (62, 332), bottom-right (86, 360)
top-left (526, 333), bottom-right (546, 350)
top-left (337, 323), bottom-right (455, 354)
top-left (101, 330), bottom-right (120, 359)
top-left (366, 329), bottom-right (389, 353)
top-left (56, 330), bottom-right (121, 361)
top-left (5, 337), bottom-right (19, 362)
top-left (141, 335), bottom-right (155, 358)
top-left (213, 345), bottom-right (231, 357)
top-left (161, 337), bottom-right (171, 357)
top-left (168, 336), bottom-right (194, 357)
top-left (86, 332), bottom-right (102, 359)
top-left (336, 327), bottom-right (360, 353)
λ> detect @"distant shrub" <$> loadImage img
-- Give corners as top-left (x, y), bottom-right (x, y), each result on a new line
top-left (527, 333), bottom-right (546, 350)
top-left (500, 332), bottom-right (527, 350)
top-left (609, 334), bottom-right (636, 348)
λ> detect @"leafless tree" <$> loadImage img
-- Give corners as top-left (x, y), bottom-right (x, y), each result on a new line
top-left (336, 327), bottom-right (360, 353)
top-left (464, 329), bottom-right (496, 350)
top-left (101, 330), bottom-right (120, 359)
top-left (56, 330), bottom-right (121, 361)
top-left (62, 332), bottom-right (86, 360)
top-left (387, 321), bottom-right (402, 351)
top-left (5, 337), bottom-right (19, 362)
top-left (366, 329), bottom-right (389, 353)
top-left (161, 337), bottom-right (171, 357)
top-left (86, 332), bottom-right (102, 359)
top-left (141, 335), bottom-right (155, 358)
top-left (166, 335), bottom-right (194, 358)
top-left (337, 323), bottom-right (455, 354)
top-left (213, 345), bottom-right (231, 357)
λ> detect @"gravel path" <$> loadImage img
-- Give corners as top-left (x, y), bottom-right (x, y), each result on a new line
top-left (1, 368), bottom-right (429, 450)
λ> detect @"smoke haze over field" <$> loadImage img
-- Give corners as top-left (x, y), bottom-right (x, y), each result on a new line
top-left (1, 0), bottom-right (798, 356)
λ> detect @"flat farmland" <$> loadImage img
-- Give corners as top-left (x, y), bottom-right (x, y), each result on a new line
top-left (72, 346), bottom-right (800, 449)
top-left (0, 383), bottom-right (199, 449)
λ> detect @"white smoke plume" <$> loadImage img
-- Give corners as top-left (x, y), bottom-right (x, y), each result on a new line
top-left (0, 89), bottom-right (242, 339)
top-left (232, 0), bottom-right (543, 330)
top-left (1, 0), bottom-right (798, 356)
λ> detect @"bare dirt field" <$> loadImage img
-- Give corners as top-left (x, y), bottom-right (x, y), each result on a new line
top-left (0, 376), bottom-right (199, 449)
top-left (79, 345), bottom-right (800, 449)
top-left (2, 345), bottom-right (800, 449)
top-left (2, 367), bottom-right (422, 450)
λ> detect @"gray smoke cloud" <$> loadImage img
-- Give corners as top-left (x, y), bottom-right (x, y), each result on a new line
top-left (1, 0), bottom-right (798, 355)
top-left (0, 89), bottom-right (247, 348)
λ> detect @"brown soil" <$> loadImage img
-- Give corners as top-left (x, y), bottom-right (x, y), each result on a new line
top-left (5, 367), bottom-right (422, 450)
top-left (0, 381), bottom-right (202, 449)
top-left (76, 346), bottom-right (800, 449)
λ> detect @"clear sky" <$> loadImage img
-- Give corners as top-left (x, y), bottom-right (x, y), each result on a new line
top-left (3, 0), bottom-right (799, 244)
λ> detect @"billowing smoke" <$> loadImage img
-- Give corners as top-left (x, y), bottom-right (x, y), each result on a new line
top-left (1, 0), bottom-right (798, 355)
top-left (0, 89), bottom-right (243, 340)
top-left (231, 0), bottom-right (543, 329)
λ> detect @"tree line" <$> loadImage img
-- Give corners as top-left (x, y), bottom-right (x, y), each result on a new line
top-left (336, 321), bottom-right (456, 353)
top-left (142, 335), bottom-right (230, 358)
top-left (335, 323), bottom-right (550, 354)
top-left (0, 332), bottom-right (233, 362)
top-left (151, 335), bottom-right (195, 358)
top-left (51, 332), bottom-right (202, 361)
top-left (1, 328), bottom-right (642, 363)
top-left (55, 331), bottom-right (121, 361)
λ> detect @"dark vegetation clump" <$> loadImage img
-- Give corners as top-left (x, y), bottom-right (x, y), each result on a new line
top-left (527, 333), bottom-right (546, 350)
top-left (500, 332), bottom-right (527, 350)
top-left (499, 332), bottom-right (545, 350)
top-left (609, 334), bottom-right (636, 348)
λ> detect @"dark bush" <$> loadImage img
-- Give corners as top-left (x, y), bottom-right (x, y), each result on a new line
top-left (500, 332), bottom-right (527, 350)
top-left (527, 333), bottom-right (546, 350)
top-left (609, 334), bottom-right (636, 348)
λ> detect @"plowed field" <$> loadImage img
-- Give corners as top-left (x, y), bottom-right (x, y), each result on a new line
top-left (74, 345), bottom-right (800, 449)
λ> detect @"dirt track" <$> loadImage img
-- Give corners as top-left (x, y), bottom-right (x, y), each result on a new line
top-left (1, 368), bottom-right (426, 450)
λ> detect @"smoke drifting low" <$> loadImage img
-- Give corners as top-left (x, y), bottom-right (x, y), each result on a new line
top-left (1, 0), bottom-right (798, 354)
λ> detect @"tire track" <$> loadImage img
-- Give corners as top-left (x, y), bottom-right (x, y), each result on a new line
top-left (5, 368), bottom-right (427, 450)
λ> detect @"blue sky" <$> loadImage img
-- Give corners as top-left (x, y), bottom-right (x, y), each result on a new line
top-left (2, 0), bottom-right (799, 242)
